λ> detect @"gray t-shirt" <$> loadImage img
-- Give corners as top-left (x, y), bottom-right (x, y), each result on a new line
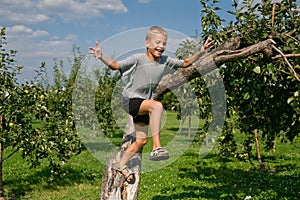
top-left (119, 53), bottom-right (184, 99)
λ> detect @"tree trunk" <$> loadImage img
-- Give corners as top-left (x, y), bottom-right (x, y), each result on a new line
top-left (188, 115), bottom-right (192, 139)
top-left (0, 115), bottom-right (3, 198)
top-left (100, 37), bottom-right (276, 199)
top-left (254, 129), bottom-right (266, 169)
top-left (100, 116), bottom-right (141, 200)
top-left (178, 115), bottom-right (186, 135)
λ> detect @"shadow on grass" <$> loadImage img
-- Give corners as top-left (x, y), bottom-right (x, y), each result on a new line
top-left (151, 156), bottom-right (300, 200)
top-left (4, 165), bottom-right (101, 199)
top-left (4, 151), bottom-right (104, 199)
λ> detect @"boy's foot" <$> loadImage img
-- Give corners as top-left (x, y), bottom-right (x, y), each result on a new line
top-left (149, 147), bottom-right (170, 161)
top-left (113, 165), bottom-right (135, 186)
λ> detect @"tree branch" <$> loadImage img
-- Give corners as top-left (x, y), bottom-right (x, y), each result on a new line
top-left (154, 38), bottom-right (277, 99)
top-left (283, 33), bottom-right (300, 44)
top-left (3, 146), bottom-right (20, 161)
top-left (213, 39), bottom-right (276, 65)
top-left (271, 45), bottom-right (300, 82)
top-left (272, 54), bottom-right (300, 59)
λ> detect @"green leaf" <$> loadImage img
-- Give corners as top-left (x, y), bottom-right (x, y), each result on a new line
top-left (253, 66), bottom-right (261, 74)
top-left (287, 97), bottom-right (294, 104)
top-left (243, 92), bottom-right (250, 100)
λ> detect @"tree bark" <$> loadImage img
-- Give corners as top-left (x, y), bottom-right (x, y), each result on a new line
top-left (0, 115), bottom-right (3, 198)
top-left (188, 115), bottom-right (192, 139)
top-left (100, 116), bottom-right (141, 200)
top-left (100, 37), bottom-right (276, 199)
top-left (254, 129), bottom-right (266, 169)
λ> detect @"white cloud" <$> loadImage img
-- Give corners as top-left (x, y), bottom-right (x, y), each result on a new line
top-left (0, 0), bottom-right (129, 81)
top-left (6, 25), bottom-right (49, 38)
top-left (4, 25), bottom-right (77, 81)
top-left (36, 0), bottom-right (128, 22)
top-left (0, 0), bottom-right (50, 23)
top-left (1, 0), bottom-right (128, 24)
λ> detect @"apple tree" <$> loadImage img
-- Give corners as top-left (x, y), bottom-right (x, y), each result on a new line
top-left (0, 28), bottom-right (82, 197)
top-left (200, 0), bottom-right (299, 163)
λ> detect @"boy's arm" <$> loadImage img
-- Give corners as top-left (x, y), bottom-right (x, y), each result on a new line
top-left (89, 41), bottom-right (120, 70)
top-left (182, 39), bottom-right (215, 68)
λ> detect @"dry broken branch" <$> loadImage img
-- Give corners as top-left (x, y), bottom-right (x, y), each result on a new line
top-left (273, 54), bottom-right (300, 59)
top-left (271, 45), bottom-right (300, 82)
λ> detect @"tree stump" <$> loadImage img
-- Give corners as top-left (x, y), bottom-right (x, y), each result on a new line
top-left (100, 116), bottom-right (142, 200)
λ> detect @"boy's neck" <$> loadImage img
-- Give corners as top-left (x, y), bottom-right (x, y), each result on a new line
top-left (145, 51), bottom-right (159, 62)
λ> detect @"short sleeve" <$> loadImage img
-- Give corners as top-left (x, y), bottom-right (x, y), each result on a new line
top-left (166, 56), bottom-right (184, 70)
top-left (118, 54), bottom-right (139, 75)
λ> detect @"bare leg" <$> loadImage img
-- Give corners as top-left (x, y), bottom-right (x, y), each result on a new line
top-left (118, 123), bottom-right (148, 168)
top-left (116, 123), bottom-right (148, 182)
top-left (117, 99), bottom-right (167, 179)
top-left (138, 100), bottom-right (164, 149)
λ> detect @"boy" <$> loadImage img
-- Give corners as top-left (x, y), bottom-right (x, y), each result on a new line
top-left (89, 26), bottom-right (214, 184)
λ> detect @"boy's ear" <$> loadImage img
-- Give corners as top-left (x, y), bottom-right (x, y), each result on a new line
top-left (145, 39), bottom-right (150, 48)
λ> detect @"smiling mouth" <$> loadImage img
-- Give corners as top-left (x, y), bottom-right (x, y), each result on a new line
top-left (156, 48), bottom-right (164, 54)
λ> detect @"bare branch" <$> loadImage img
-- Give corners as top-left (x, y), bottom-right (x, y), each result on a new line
top-left (272, 2), bottom-right (276, 27)
top-left (271, 45), bottom-right (300, 82)
top-left (272, 54), bottom-right (300, 59)
top-left (284, 33), bottom-right (300, 44)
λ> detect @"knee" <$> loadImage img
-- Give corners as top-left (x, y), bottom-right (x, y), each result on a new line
top-left (136, 137), bottom-right (147, 148)
top-left (150, 101), bottom-right (163, 113)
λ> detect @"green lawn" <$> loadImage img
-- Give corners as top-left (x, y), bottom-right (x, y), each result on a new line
top-left (3, 112), bottom-right (300, 199)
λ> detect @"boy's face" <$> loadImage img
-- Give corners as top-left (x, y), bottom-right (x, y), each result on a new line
top-left (145, 32), bottom-right (167, 58)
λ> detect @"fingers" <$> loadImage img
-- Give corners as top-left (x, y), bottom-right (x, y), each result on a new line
top-left (203, 37), bottom-right (215, 50)
top-left (205, 37), bottom-right (210, 44)
top-left (89, 41), bottom-right (100, 50)
top-left (88, 40), bottom-right (103, 59)
top-left (89, 41), bottom-right (100, 54)
top-left (208, 40), bottom-right (215, 47)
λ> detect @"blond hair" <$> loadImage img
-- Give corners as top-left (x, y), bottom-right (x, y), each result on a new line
top-left (145, 26), bottom-right (168, 41)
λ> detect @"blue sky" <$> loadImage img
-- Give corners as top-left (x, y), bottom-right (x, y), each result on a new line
top-left (0, 0), bottom-right (293, 82)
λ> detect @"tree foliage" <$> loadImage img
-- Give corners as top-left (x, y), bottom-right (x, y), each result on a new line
top-left (0, 27), bottom-right (83, 197)
top-left (200, 0), bottom-right (299, 158)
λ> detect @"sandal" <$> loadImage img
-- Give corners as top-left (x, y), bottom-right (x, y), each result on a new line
top-left (113, 165), bottom-right (135, 186)
top-left (149, 147), bottom-right (170, 161)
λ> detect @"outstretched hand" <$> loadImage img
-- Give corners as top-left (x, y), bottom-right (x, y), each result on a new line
top-left (202, 37), bottom-right (215, 51)
top-left (89, 41), bottom-right (102, 59)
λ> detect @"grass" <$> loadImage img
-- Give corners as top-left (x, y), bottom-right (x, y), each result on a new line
top-left (3, 111), bottom-right (300, 199)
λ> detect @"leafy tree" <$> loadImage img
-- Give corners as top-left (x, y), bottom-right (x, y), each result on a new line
top-left (200, 0), bottom-right (299, 163)
top-left (95, 68), bottom-right (120, 137)
top-left (30, 45), bottom-right (83, 174)
top-left (0, 28), bottom-right (82, 197)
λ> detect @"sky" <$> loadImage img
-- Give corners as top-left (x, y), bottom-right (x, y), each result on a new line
top-left (0, 0), bottom-right (296, 82)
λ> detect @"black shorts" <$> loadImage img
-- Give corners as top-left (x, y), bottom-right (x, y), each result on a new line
top-left (122, 97), bottom-right (150, 125)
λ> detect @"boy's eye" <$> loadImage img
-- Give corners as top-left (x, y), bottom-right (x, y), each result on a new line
top-left (155, 41), bottom-right (167, 46)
